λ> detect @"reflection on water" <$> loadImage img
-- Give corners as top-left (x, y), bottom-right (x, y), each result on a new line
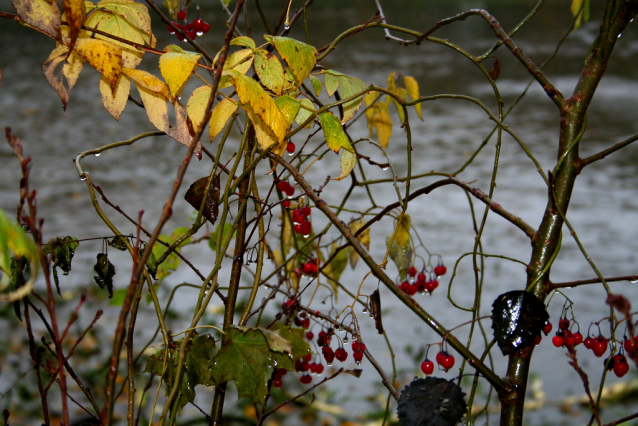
top-left (1, 0), bottom-right (637, 423)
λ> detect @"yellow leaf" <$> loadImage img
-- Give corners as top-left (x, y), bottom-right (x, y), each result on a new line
top-left (386, 213), bottom-right (412, 280)
top-left (254, 49), bottom-right (284, 96)
top-left (83, 0), bottom-right (154, 69)
top-left (42, 45), bottom-right (71, 109)
top-left (294, 98), bottom-right (315, 128)
top-left (224, 69), bottom-right (288, 147)
top-left (133, 81), bottom-right (168, 132)
top-left (165, 101), bottom-right (201, 158)
top-left (186, 86), bottom-right (212, 134)
top-left (230, 36), bottom-right (256, 50)
top-left (264, 35), bottom-right (317, 85)
top-left (403, 76), bottom-right (423, 120)
top-left (318, 112), bottom-right (353, 153)
top-left (364, 92), bottom-right (380, 136)
top-left (372, 102), bottom-right (392, 148)
top-left (61, 50), bottom-right (85, 91)
top-left (348, 219), bottom-right (370, 268)
top-left (395, 87), bottom-right (407, 124)
top-left (209, 98), bottom-right (238, 141)
top-left (74, 38), bottom-right (123, 94)
top-left (62, 0), bottom-right (86, 51)
top-left (122, 68), bottom-right (169, 99)
top-left (10, 0), bottom-right (61, 39)
top-left (225, 49), bottom-right (254, 74)
top-left (571, 0), bottom-right (590, 30)
top-left (159, 45), bottom-right (202, 98)
top-left (334, 148), bottom-right (357, 181)
top-left (245, 106), bottom-right (285, 155)
top-left (275, 95), bottom-right (300, 125)
top-left (100, 73), bottom-right (130, 120)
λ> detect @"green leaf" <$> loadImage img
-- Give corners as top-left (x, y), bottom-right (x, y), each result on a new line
top-left (275, 95), bottom-right (301, 126)
top-left (208, 222), bottom-right (234, 252)
top-left (335, 148), bottom-right (357, 181)
top-left (143, 245), bottom-right (157, 279)
top-left (386, 214), bottom-right (413, 280)
top-left (294, 98), bottom-right (315, 128)
top-left (109, 288), bottom-right (127, 306)
top-left (93, 253), bottom-right (115, 298)
top-left (264, 36), bottom-right (317, 85)
top-left (0, 209), bottom-right (38, 300)
top-left (152, 227), bottom-right (191, 280)
top-left (230, 36), bottom-right (256, 50)
top-left (274, 325), bottom-right (311, 361)
top-left (571, 0), bottom-right (590, 30)
top-left (254, 49), bottom-right (284, 96)
top-left (309, 75), bottom-right (322, 96)
top-left (318, 112), bottom-right (353, 153)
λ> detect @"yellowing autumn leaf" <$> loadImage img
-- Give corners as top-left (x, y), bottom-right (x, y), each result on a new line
top-left (264, 35), bottom-right (317, 85)
top-left (294, 98), bottom-right (315, 128)
top-left (372, 102), bottom-right (392, 148)
top-left (123, 68), bottom-right (169, 99)
top-left (225, 49), bottom-right (254, 74)
top-left (160, 45), bottom-right (202, 98)
top-left (165, 101), bottom-right (201, 157)
top-left (10, 0), bottom-right (61, 39)
top-left (63, 0), bottom-right (85, 52)
top-left (230, 36), bottom-right (256, 50)
top-left (61, 50), bottom-right (85, 91)
top-left (244, 106), bottom-right (285, 155)
top-left (74, 38), bottom-right (123, 94)
top-left (275, 95), bottom-right (300, 125)
top-left (386, 213), bottom-right (413, 280)
top-left (187, 86), bottom-right (212, 134)
top-left (324, 243), bottom-right (348, 296)
top-left (571, 0), bottom-right (590, 30)
top-left (209, 98), bottom-right (238, 141)
top-left (309, 75), bottom-right (322, 96)
top-left (335, 148), bottom-right (357, 181)
top-left (133, 82), bottom-right (168, 133)
top-left (318, 112), bottom-right (353, 153)
top-left (224, 69), bottom-right (288, 147)
top-left (100, 74), bottom-right (130, 120)
top-left (83, 0), bottom-right (154, 69)
top-left (348, 218), bottom-right (370, 268)
top-left (403, 76), bottom-right (423, 120)
top-left (323, 70), bottom-right (367, 123)
top-left (254, 49), bottom-right (284, 96)
top-left (42, 45), bottom-right (72, 109)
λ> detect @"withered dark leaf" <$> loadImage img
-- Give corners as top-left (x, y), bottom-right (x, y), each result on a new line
top-left (606, 293), bottom-right (631, 316)
top-left (491, 290), bottom-right (548, 355)
top-left (93, 253), bottom-right (115, 298)
top-left (185, 175), bottom-right (220, 224)
top-left (108, 236), bottom-right (128, 251)
top-left (5, 127), bottom-right (23, 158)
top-left (489, 58), bottom-right (501, 81)
top-left (370, 289), bottom-right (384, 334)
top-left (397, 377), bottom-right (466, 426)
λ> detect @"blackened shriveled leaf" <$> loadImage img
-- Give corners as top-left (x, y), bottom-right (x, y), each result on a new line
top-left (398, 377), bottom-right (466, 426)
top-left (489, 58), bottom-right (501, 81)
top-left (44, 236), bottom-right (79, 295)
top-left (108, 236), bottom-right (128, 251)
top-left (185, 175), bottom-right (220, 224)
top-left (93, 253), bottom-right (115, 298)
top-left (10, 257), bottom-right (26, 320)
top-left (491, 290), bottom-right (548, 355)
top-left (370, 289), bottom-right (384, 334)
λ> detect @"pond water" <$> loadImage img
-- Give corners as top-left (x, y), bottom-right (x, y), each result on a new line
top-left (1, 0), bottom-right (638, 424)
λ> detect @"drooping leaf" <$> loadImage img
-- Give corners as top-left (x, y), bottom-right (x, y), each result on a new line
top-left (83, 0), bottom-right (154, 69)
top-left (309, 74), bottom-right (322, 96)
top-left (571, 0), bottom-right (590, 31)
top-left (159, 45), bottom-right (202, 98)
top-left (264, 35), bottom-right (317, 85)
top-left (243, 105), bottom-right (286, 156)
top-left (208, 222), bottom-right (234, 252)
top-left (42, 45), bottom-right (71, 109)
top-left (224, 49), bottom-right (254, 75)
top-left (324, 243), bottom-right (348, 294)
top-left (224, 69), bottom-right (288, 148)
top-left (99, 73), bottom-right (130, 120)
top-left (372, 102), bottom-right (392, 148)
top-left (323, 70), bottom-right (367, 123)
top-left (488, 59), bottom-right (501, 82)
top-left (318, 112), bottom-right (353, 153)
top-left (122, 68), bottom-right (169, 99)
top-left (275, 95), bottom-right (300, 125)
top-left (10, 0), bottom-right (61, 39)
top-left (281, 68), bottom-right (300, 95)
top-left (108, 236), bottom-right (128, 251)
top-left (254, 49), bottom-right (284, 96)
top-left (397, 377), bottom-right (467, 426)
top-left (43, 236), bottom-right (79, 276)
top-left (185, 175), bottom-right (220, 224)
top-left (163, 0), bottom-right (178, 19)
top-left (93, 252), bottom-right (115, 298)
top-left (491, 291), bottom-right (549, 356)
top-left (74, 38), bottom-right (123, 94)
top-left (165, 101), bottom-right (201, 157)
top-left (134, 82), bottom-right (169, 133)
top-left (186, 86), bottom-right (212, 134)
top-left (62, 0), bottom-right (86, 52)
top-left (335, 148), bottom-right (357, 181)
top-left (0, 209), bottom-right (38, 301)
top-left (403, 76), bottom-right (423, 120)
top-left (294, 98), bottom-right (315, 128)
top-left (230, 36), bottom-right (256, 50)
top-left (61, 50), bottom-right (85, 92)
top-left (209, 98), bottom-right (238, 141)
top-left (151, 227), bottom-right (191, 280)
top-left (386, 214), bottom-right (412, 280)
top-left (370, 288), bottom-right (383, 334)
top-left (348, 218), bottom-right (370, 269)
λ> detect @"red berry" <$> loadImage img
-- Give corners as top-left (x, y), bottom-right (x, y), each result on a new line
top-left (559, 318), bottom-right (570, 330)
top-left (201, 21), bottom-right (210, 33)
top-left (335, 347), bottom-right (348, 362)
top-left (421, 359), bottom-right (434, 375)
top-left (353, 351), bottom-right (364, 363)
top-left (534, 336), bottom-right (542, 345)
top-left (416, 273), bottom-right (426, 284)
top-left (436, 351), bottom-right (455, 371)
top-left (322, 346), bottom-right (334, 364)
top-left (408, 266), bottom-right (417, 277)
top-left (176, 10), bottom-right (186, 20)
top-left (306, 331), bottom-right (314, 341)
top-left (282, 200), bottom-right (291, 208)
top-left (351, 341), bottom-right (360, 352)
top-left (565, 334), bottom-right (576, 347)
top-left (399, 281), bottom-right (411, 293)
top-left (292, 209), bottom-right (305, 223)
top-left (277, 181), bottom-right (289, 192)
top-left (407, 283), bottom-right (418, 296)
top-left (300, 221), bottom-right (311, 235)
top-left (434, 265), bottom-right (447, 276)
top-left (285, 186), bottom-right (295, 197)
top-left (613, 355), bottom-right (629, 377)
top-left (301, 206), bottom-right (311, 217)
top-left (552, 335), bottom-right (564, 347)
top-left (167, 23), bottom-right (176, 34)
top-left (318, 331), bottom-right (327, 339)
top-left (424, 280), bottom-right (438, 292)
top-left (303, 262), bottom-right (318, 275)
top-left (273, 377), bottom-right (283, 388)
top-left (286, 142), bottom-right (295, 154)
top-left (584, 337), bottom-right (595, 349)
top-left (625, 337), bottom-right (636, 355)
top-left (278, 368), bottom-right (288, 376)
top-left (314, 363), bottom-right (324, 374)
top-left (294, 358), bottom-right (304, 371)
top-left (593, 337), bottom-right (608, 357)
top-left (193, 18), bottom-right (205, 33)
top-left (573, 332), bottom-right (583, 346)
top-left (303, 353), bottom-right (312, 363)
top-left (299, 374), bottom-right (312, 384)
top-left (543, 321), bottom-right (553, 335)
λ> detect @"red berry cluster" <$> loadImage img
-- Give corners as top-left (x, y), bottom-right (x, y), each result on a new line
top-left (293, 353), bottom-right (324, 384)
top-left (398, 263), bottom-right (445, 296)
top-left (292, 206), bottom-right (312, 236)
top-left (167, 10), bottom-right (210, 41)
top-left (272, 367), bottom-right (287, 388)
top-left (297, 257), bottom-right (318, 276)
top-left (607, 353), bottom-right (630, 378)
top-left (582, 334), bottom-right (608, 357)
top-left (293, 311), bottom-right (310, 328)
top-left (351, 340), bottom-right (366, 364)
top-left (420, 345), bottom-right (455, 374)
top-left (277, 180), bottom-right (295, 198)
top-left (549, 318), bottom-right (584, 349)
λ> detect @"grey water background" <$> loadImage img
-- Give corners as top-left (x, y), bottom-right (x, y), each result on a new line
top-left (1, 0), bottom-right (638, 424)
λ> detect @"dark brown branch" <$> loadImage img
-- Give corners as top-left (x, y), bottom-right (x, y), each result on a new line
top-left (550, 275), bottom-right (638, 289)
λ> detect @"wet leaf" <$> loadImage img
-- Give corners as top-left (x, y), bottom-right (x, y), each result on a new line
top-left (152, 227), bottom-right (191, 280)
top-left (294, 98), bottom-right (315, 128)
top-left (123, 68), bottom-right (169, 99)
top-left (397, 377), bottom-right (466, 426)
top-left (62, 0), bottom-right (85, 52)
top-left (370, 289), bottom-right (383, 334)
top-left (488, 58), bottom-right (501, 81)
top-left (10, 0), bottom-right (61, 39)
top-left (372, 102), bottom-right (392, 148)
top-left (403, 76), bottom-right (423, 120)
top-left (93, 252), bottom-right (115, 298)
top-left (254, 49), bottom-right (284, 96)
top-left (159, 45), bottom-right (202, 98)
top-left (224, 49), bottom-right (254, 75)
top-left (43, 236), bottom-right (79, 276)
top-left (244, 105), bottom-right (285, 156)
top-left (186, 86), bottom-right (212, 134)
top-left (108, 236), bottom-right (128, 251)
top-left (74, 38), bottom-right (123, 94)
top-left (324, 70), bottom-right (366, 123)
top-left (133, 82), bottom-right (168, 133)
top-left (62, 49), bottom-right (85, 92)
top-left (309, 74), bottom-right (322, 96)
top-left (264, 35), bottom-right (317, 85)
top-left (335, 148), bottom-right (357, 181)
top-left (318, 112), bottom-right (353, 153)
top-left (275, 95), bottom-right (300, 125)
top-left (386, 214), bottom-right (412, 280)
top-left (209, 98), bottom-right (238, 141)
top-left (275, 326), bottom-right (311, 361)
top-left (99, 73), bottom-right (130, 120)
top-left (491, 291), bottom-right (548, 356)
top-left (185, 175), bottom-right (220, 224)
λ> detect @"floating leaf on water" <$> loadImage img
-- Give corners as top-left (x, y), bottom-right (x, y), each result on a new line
top-left (491, 290), bottom-right (548, 356)
top-left (397, 377), bottom-right (466, 426)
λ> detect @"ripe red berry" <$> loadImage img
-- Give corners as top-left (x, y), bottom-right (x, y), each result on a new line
top-left (303, 353), bottom-right (312, 363)
top-left (552, 335), bottom-right (564, 347)
top-left (351, 340), bottom-right (360, 352)
top-left (559, 318), bottom-right (570, 330)
top-left (613, 355), bottom-right (629, 377)
top-left (286, 141), bottom-right (295, 154)
top-left (421, 359), bottom-right (434, 375)
top-left (200, 21), bottom-right (210, 33)
top-left (299, 374), bottom-right (312, 384)
top-left (434, 265), bottom-right (447, 276)
top-left (353, 351), bottom-right (364, 364)
top-left (424, 280), bottom-right (438, 293)
top-left (285, 185), bottom-right (295, 197)
top-left (436, 351), bottom-right (455, 371)
top-left (300, 220), bottom-right (311, 235)
top-left (573, 332), bottom-right (583, 346)
top-left (176, 10), bottom-right (186, 20)
top-left (543, 321), bottom-right (553, 335)
top-left (193, 18), bottom-right (207, 35)
top-left (273, 377), bottom-right (283, 388)
top-left (584, 337), bottom-right (595, 349)
top-left (593, 337), bottom-right (608, 357)
top-left (294, 358), bottom-right (304, 371)
top-left (625, 337), bottom-right (636, 355)
top-left (322, 346), bottom-right (334, 364)
top-left (303, 261), bottom-right (317, 275)
top-left (278, 368), bottom-right (288, 376)
top-left (282, 200), bottom-right (291, 208)
top-left (335, 347), bottom-right (348, 362)
top-left (534, 336), bottom-right (542, 345)
top-left (167, 23), bottom-right (176, 34)
top-left (399, 281), bottom-right (411, 293)
top-left (408, 266), bottom-right (417, 277)
top-left (292, 209), bottom-right (305, 223)
top-left (277, 181), bottom-right (289, 192)
top-left (306, 331), bottom-right (314, 341)
top-left (315, 363), bottom-right (324, 374)
top-left (301, 206), bottom-right (311, 217)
